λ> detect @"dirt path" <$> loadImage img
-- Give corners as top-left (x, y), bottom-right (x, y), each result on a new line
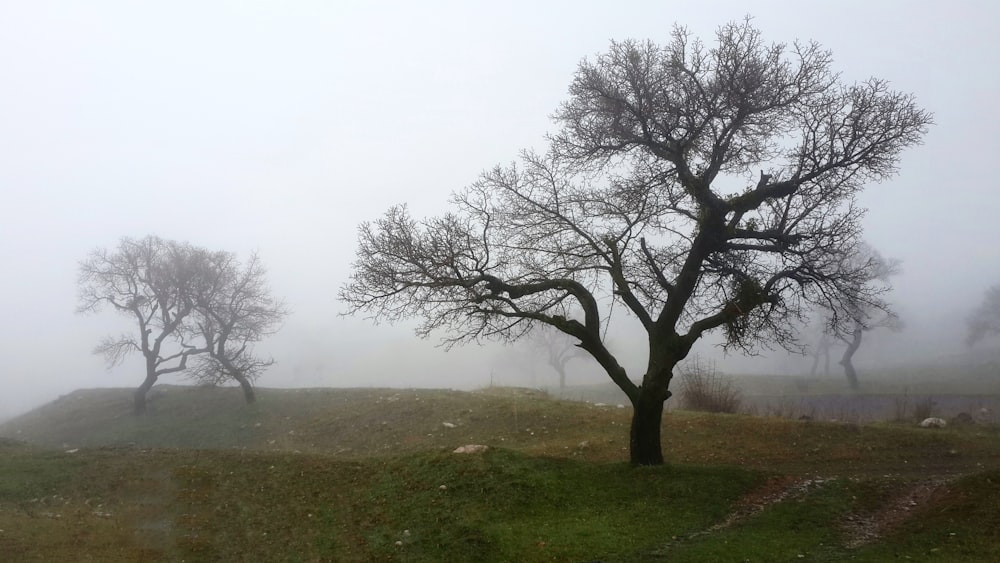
top-left (841, 476), bottom-right (956, 549)
top-left (641, 475), bottom-right (832, 558)
top-left (648, 471), bottom-right (959, 558)
top-left (700, 475), bottom-right (832, 535)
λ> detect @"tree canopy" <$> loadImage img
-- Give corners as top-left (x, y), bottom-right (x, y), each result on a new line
top-left (341, 19), bottom-right (931, 464)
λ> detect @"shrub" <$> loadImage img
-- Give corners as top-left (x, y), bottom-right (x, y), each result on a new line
top-left (677, 358), bottom-right (743, 414)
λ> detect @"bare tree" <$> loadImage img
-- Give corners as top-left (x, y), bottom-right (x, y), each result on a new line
top-left (529, 329), bottom-right (587, 390)
top-left (78, 237), bottom-right (286, 413)
top-left (967, 285), bottom-right (1000, 347)
top-left (808, 332), bottom-right (833, 377)
top-left (340, 19), bottom-right (930, 465)
top-left (188, 252), bottom-right (288, 404)
top-left (78, 236), bottom-right (212, 414)
top-left (831, 246), bottom-right (901, 390)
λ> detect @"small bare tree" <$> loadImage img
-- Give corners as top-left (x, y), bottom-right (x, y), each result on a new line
top-left (808, 331), bottom-right (833, 377)
top-left (967, 285), bottom-right (1000, 347)
top-left (189, 252), bottom-right (288, 404)
top-left (836, 247), bottom-right (901, 390)
top-left (529, 329), bottom-right (587, 390)
top-left (78, 236), bottom-right (211, 414)
top-left (341, 19), bottom-right (930, 465)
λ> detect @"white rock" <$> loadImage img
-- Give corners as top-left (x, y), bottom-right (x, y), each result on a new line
top-left (64, 448), bottom-right (79, 454)
top-left (442, 422), bottom-right (457, 428)
top-left (919, 417), bottom-right (947, 428)
top-left (453, 444), bottom-right (489, 454)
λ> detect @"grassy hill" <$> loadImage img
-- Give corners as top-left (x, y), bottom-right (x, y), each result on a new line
top-left (2, 384), bottom-right (1000, 561)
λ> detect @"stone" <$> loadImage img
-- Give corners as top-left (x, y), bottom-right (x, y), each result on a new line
top-left (453, 444), bottom-right (489, 454)
top-left (919, 417), bottom-right (947, 428)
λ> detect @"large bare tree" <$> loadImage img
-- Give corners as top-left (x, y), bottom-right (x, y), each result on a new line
top-left (78, 236), bottom-right (286, 413)
top-left (340, 20), bottom-right (931, 465)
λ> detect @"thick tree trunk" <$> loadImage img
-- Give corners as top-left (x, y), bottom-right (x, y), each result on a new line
top-left (134, 373), bottom-right (157, 415)
top-left (625, 334), bottom-right (687, 466)
top-left (840, 323), bottom-right (863, 391)
top-left (233, 373), bottom-right (256, 404)
top-left (630, 390), bottom-right (667, 465)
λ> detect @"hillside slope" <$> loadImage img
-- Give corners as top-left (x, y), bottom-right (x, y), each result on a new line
top-left (3, 384), bottom-right (1000, 476)
top-left (2, 385), bottom-right (1000, 561)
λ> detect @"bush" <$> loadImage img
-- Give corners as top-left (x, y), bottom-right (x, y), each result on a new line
top-left (677, 358), bottom-right (743, 414)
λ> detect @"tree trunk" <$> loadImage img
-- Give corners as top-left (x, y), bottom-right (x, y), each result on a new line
top-left (134, 374), bottom-right (157, 415)
top-left (840, 323), bottom-right (863, 391)
top-left (233, 373), bottom-right (256, 404)
top-left (810, 336), bottom-right (832, 377)
top-left (630, 389), bottom-right (667, 465)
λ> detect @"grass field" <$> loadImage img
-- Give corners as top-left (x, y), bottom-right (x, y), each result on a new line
top-left (1, 384), bottom-right (999, 561)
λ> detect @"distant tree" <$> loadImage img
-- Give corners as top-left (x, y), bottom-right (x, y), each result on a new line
top-left (808, 332), bottom-right (833, 377)
top-left (188, 252), bottom-right (288, 404)
top-left (831, 246), bottom-right (901, 390)
top-left (78, 236), bottom-right (285, 413)
top-left (966, 285), bottom-right (1000, 346)
top-left (529, 329), bottom-right (587, 390)
top-left (340, 20), bottom-right (930, 465)
top-left (78, 236), bottom-right (212, 414)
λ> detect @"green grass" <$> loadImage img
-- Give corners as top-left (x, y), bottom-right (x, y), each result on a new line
top-left (357, 449), bottom-right (759, 562)
top-left (1, 384), bottom-right (1000, 560)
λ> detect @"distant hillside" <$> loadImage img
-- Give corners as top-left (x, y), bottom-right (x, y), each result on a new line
top-left (0, 385), bottom-right (631, 459)
top-left (2, 383), bottom-right (998, 476)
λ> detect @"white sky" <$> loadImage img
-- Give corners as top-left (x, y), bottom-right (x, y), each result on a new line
top-left (2, 0), bottom-right (999, 418)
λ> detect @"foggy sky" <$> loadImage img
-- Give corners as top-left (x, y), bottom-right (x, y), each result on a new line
top-left (3, 1), bottom-right (999, 419)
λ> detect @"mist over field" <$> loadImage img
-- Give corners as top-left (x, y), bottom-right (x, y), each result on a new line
top-left (2, 0), bottom-right (999, 421)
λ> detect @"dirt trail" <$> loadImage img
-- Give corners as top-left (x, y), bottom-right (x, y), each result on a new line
top-left (642, 475), bottom-right (831, 558)
top-left (701, 475), bottom-right (831, 534)
top-left (841, 476), bottom-right (956, 549)
top-left (650, 471), bottom-right (958, 557)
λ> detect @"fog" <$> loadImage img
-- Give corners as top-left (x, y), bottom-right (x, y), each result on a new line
top-left (2, 1), bottom-right (999, 420)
